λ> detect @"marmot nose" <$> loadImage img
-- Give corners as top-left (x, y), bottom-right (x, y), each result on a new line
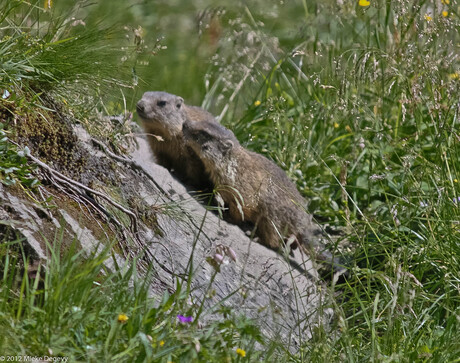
top-left (136, 100), bottom-right (146, 114)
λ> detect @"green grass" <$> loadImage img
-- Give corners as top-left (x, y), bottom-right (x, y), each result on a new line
top-left (0, 238), bottom-right (267, 361)
top-left (1, 0), bottom-right (460, 361)
top-left (222, 2), bottom-right (460, 361)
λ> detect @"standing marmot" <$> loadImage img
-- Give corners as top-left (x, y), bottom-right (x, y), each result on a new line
top-left (183, 119), bottom-right (344, 273)
top-left (136, 91), bottom-right (215, 189)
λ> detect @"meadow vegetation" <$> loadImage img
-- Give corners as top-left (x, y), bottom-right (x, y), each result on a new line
top-left (1, 0), bottom-right (459, 361)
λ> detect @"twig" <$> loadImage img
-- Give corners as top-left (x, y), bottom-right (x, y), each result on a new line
top-left (26, 150), bottom-right (140, 236)
top-left (91, 136), bottom-right (214, 244)
top-left (91, 137), bottom-right (171, 200)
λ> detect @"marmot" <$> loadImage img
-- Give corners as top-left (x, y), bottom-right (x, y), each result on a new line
top-left (136, 91), bottom-right (215, 189)
top-left (183, 119), bottom-right (344, 273)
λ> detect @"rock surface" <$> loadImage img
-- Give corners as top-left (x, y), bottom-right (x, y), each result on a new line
top-left (0, 122), bottom-right (334, 347)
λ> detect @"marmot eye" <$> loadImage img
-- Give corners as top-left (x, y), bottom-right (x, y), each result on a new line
top-left (157, 100), bottom-right (167, 107)
top-left (202, 144), bottom-right (210, 151)
top-left (176, 103), bottom-right (181, 109)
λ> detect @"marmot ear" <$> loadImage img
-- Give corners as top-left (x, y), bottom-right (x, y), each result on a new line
top-left (176, 97), bottom-right (184, 109)
top-left (222, 139), bottom-right (234, 154)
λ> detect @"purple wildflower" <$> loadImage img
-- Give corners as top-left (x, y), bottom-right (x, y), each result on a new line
top-left (177, 315), bottom-right (193, 323)
top-left (226, 247), bottom-right (237, 262)
top-left (214, 253), bottom-right (224, 264)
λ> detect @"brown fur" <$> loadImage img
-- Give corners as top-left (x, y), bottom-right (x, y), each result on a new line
top-left (183, 120), bottom-right (344, 273)
top-left (136, 91), bottom-right (215, 189)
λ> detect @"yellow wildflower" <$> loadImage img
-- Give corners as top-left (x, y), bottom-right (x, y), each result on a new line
top-left (345, 125), bottom-right (352, 133)
top-left (424, 14), bottom-right (433, 22)
top-left (454, 179), bottom-right (458, 183)
top-left (449, 73), bottom-right (460, 80)
top-left (442, 0), bottom-right (449, 4)
top-left (442, 11), bottom-right (448, 17)
top-left (44, 0), bottom-right (52, 9)
top-left (236, 348), bottom-right (246, 357)
top-left (333, 122), bottom-right (339, 129)
top-left (117, 314), bottom-right (129, 323)
top-left (159, 340), bottom-right (165, 347)
top-left (254, 100), bottom-right (261, 107)
top-left (359, 0), bottom-right (370, 7)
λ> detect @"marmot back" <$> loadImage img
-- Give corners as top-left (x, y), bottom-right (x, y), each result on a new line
top-left (136, 91), bottom-right (215, 189)
top-left (183, 119), bottom-right (344, 274)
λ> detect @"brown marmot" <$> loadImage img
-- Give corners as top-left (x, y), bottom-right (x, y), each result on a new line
top-left (183, 119), bottom-right (345, 273)
top-left (136, 91), bottom-right (215, 189)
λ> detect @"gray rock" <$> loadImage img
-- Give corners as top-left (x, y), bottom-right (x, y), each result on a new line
top-left (0, 124), bottom-right (334, 349)
top-left (130, 135), bottom-right (331, 344)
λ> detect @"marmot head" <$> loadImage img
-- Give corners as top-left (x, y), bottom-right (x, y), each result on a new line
top-left (183, 119), bottom-right (239, 166)
top-left (136, 91), bottom-right (186, 137)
